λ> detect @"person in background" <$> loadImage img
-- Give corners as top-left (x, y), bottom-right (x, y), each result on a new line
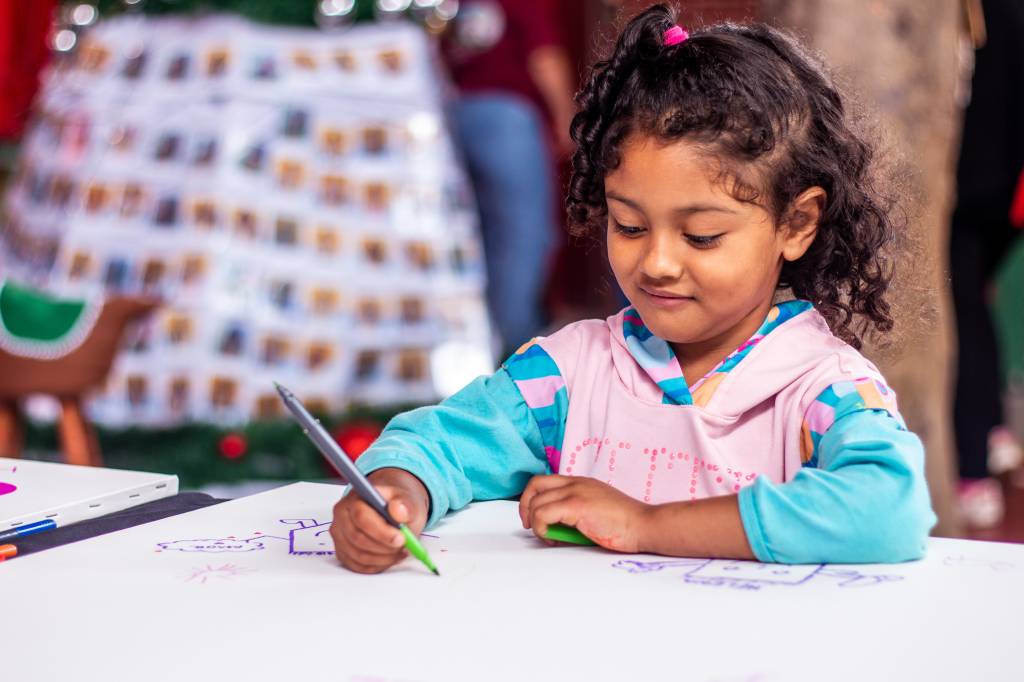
top-left (950, 0), bottom-right (1024, 529)
top-left (443, 0), bottom-right (576, 356)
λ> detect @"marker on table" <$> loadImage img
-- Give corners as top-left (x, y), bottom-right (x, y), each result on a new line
top-left (0, 543), bottom-right (18, 561)
top-left (545, 523), bottom-right (596, 546)
top-left (0, 519), bottom-right (57, 544)
top-left (274, 382), bottom-right (440, 576)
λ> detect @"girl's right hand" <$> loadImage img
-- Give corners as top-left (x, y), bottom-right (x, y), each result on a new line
top-left (330, 467), bottom-right (430, 574)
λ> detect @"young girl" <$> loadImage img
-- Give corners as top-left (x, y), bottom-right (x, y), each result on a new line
top-left (331, 4), bottom-right (936, 572)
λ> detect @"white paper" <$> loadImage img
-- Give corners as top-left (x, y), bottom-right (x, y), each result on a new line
top-left (2, 481), bottom-right (1021, 682)
top-left (0, 457), bottom-right (178, 529)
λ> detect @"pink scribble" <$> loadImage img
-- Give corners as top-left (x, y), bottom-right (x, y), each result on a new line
top-left (185, 563), bottom-right (255, 584)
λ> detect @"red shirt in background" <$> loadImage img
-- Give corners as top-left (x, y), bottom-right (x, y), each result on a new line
top-left (0, 0), bottom-right (55, 140)
top-left (442, 0), bottom-right (563, 118)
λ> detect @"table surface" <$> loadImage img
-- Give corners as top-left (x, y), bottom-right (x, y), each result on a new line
top-left (3, 481), bottom-right (1022, 682)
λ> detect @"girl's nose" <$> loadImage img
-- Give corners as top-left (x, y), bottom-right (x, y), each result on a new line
top-left (639, 231), bottom-right (685, 282)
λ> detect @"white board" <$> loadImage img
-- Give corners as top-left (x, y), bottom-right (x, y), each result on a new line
top-left (2, 481), bottom-right (1021, 682)
top-left (0, 457), bottom-right (178, 529)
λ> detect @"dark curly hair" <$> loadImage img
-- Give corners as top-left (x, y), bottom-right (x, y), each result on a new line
top-left (567, 4), bottom-right (901, 349)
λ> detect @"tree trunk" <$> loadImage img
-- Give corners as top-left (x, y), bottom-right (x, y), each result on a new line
top-left (762, 0), bottom-right (966, 535)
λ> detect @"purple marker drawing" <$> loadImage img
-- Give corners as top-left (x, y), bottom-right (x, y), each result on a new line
top-left (942, 554), bottom-right (1017, 572)
top-left (159, 519), bottom-right (442, 557)
top-left (281, 518), bottom-right (334, 555)
top-left (158, 538), bottom-right (269, 553)
top-left (613, 558), bottom-right (900, 591)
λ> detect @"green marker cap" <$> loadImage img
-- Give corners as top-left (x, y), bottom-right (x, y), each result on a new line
top-left (544, 523), bottom-right (596, 546)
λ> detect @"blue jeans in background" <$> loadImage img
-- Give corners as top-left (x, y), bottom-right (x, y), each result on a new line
top-left (453, 94), bottom-right (555, 356)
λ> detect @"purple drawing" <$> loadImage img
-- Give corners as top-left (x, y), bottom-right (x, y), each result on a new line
top-left (158, 538), bottom-right (267, 553)
top-left (0, 482), bottom-right (16, 496)
top-left (613, 558), bottom-right (901, 590)
top-left (185, 563), bottom-right (255, 584)
top-left (159, 519), bottom-right (441, 557)
top-left (943, 553), bottom-right (1017, 572)
top-left (280, 518), bottom-right (333, 555)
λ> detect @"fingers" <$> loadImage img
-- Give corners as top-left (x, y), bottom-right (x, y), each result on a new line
top-left (335, 530), bottom-right (407, 574)
top-left (386, 496), bottom-right (410, 526)
top-left (522, 485), bottom-right (576, 531)
top-left (528, 493), bottom-right (582, 540)
top-left (330, 493), bottom-right (408, 574)
top-left (354, 490), bottom-right (407, 545)
top-left (519, 475), bottom-right (574, 528)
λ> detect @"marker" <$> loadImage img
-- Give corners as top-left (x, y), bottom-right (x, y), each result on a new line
top-left (0, 543), bottom-right (17, 561)
top-left (0, 519), bottom-right (57, 544)
top-left (274, 382), bottom-right (440, 576)
top-left (544, 523), bottom-right (596, 546)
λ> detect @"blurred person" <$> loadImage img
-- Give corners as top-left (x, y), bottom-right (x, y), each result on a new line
top-left (951, 0), bottom-right (1024, 529)
top-left (443, 0), bottom-right (576, 356)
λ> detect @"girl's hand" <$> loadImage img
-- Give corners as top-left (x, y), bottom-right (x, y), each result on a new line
top-left (330, 468), bottom-right (430, 574)
top-left (519, 474), bottom-right (653, 553)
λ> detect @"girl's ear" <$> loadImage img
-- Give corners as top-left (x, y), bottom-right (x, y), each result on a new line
top-left (780, 187), bottom-right (826, 261)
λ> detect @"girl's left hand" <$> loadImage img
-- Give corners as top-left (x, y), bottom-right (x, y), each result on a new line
top-left (519, 474), bottom-right (652, 553)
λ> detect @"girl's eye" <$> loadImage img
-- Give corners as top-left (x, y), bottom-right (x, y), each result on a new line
top-left (685, 234), bottom-right (723, 249)
top-left (613, 222), bottom-right (646, 237)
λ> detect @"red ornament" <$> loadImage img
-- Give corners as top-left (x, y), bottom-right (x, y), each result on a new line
top-left (331, 421), bottom-right (383, 461)
top-left (218, 433), bottom-right (248, 460)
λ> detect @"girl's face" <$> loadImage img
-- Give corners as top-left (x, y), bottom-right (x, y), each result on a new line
top-left (605, 134), bottom-right (817, 352)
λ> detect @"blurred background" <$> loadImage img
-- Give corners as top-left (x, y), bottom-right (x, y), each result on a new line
top-left (0, 0), bottom-right (1021, 542)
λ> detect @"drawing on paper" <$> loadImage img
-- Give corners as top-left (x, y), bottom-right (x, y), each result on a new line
top-left (185, 563), bottom-right (256, 584)
top-left (943, 554), bottom-right (1016, 572)
top-left (158, 538), bottom-right (268, 553)
top-left (158, 519), bottom-right (442, 557)
top-left (280, 518), bottom-right (333, 555)
top-left (612, 558), bottom-right (902, 590)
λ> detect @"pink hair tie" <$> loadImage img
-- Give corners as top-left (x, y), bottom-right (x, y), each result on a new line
top-left (664, 25), bottom-right (688, 46)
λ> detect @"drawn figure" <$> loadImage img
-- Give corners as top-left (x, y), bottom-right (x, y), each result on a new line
top-left (612, 558), bottom-right (901, 591)
top-left (280, 518), bottom-right (334, 555)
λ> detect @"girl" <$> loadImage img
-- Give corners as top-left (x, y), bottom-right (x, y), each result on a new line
top-left (331, 4), bottom-right (936, 573)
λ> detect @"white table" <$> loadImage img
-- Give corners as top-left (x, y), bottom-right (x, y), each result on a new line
top-left (3, 482), bottom-right (1021, 681)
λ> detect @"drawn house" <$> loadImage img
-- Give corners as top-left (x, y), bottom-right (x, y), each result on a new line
top-left (281, 519), bottom-right (334, 555)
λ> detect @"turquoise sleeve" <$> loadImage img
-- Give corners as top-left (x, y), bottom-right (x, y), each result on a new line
top-left (738, 409), bottom-right (937, 564)
top-left (355, 370), bottom-right (550, 529)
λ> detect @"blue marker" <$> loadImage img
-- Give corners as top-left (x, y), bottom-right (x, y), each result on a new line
top-left (0, 519), bottom-right (57, 543)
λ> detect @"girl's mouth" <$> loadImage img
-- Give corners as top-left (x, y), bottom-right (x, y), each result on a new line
top-left (639, 287), bottom-right (695, 308)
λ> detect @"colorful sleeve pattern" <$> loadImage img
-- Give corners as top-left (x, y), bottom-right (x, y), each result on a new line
top-left (801, 377), bottom-right (904, 468)
top-left (502, 338), bottom-right (570, 473)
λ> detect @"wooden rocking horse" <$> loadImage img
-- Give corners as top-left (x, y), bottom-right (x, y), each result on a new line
top-left (0, 281), bottom-right (159, 466)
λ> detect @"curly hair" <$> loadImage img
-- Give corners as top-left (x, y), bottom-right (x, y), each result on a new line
top-left (567, 3), bottom-right (901, 349)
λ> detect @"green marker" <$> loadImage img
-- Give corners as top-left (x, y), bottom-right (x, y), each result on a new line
top-left (544, 523), bottom-right (596, 546)
top-left (275, 382), bottom-right (440, 576)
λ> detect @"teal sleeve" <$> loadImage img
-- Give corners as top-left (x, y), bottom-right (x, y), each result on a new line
top-left (355, 370), bottom-right (550, 529)
top-left (738, 409), bottom-right (937, 564)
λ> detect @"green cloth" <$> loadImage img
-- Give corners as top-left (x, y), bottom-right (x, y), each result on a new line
top-left (0, 280), bottom-right (98, 358)
top-left (995, 237), bottom-right (1024, 383)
